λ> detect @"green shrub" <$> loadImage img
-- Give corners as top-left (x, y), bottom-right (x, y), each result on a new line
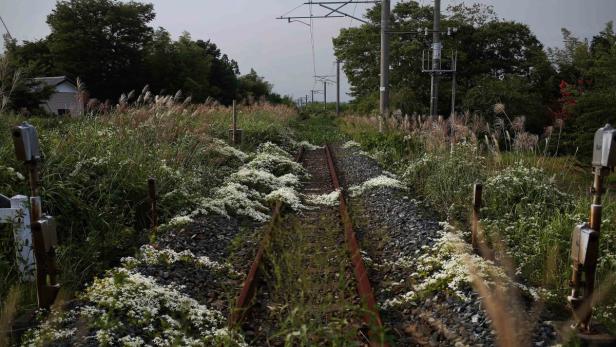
top-left (403, 143), bottom-right (486, 222)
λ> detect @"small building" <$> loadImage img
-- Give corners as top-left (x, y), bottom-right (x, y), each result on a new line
top-left (32, 76), bottom-right (83, 116)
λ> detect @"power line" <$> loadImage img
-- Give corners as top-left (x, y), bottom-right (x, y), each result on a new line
top-left (0, 14), bottom-right (13, 40)
top-left (278, 0), bottom-right (381, 106)
top-left (348, 2), bottom-right (359, 27)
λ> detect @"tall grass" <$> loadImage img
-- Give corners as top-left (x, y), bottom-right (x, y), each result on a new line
top-left (339, 111), bottom-right (616, 333)
top-left (0, 101), bottom-right (296, 323)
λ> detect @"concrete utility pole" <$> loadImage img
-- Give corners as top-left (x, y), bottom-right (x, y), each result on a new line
top-left (336, 60), bottom-right (341, 117)
top-left (451, 52), bottom-right (457, 116)
top-left (380, 0), bottom-right (390, 129)
top-left (323, 80), bottom-right (327, 110)
top-left (430, 0), bottom-right (442, 117)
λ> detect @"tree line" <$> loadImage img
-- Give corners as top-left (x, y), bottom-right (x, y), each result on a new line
top-left (2, 0), bottom-right (292, 112)
top-left (334, 2), bottom-right (616, 155)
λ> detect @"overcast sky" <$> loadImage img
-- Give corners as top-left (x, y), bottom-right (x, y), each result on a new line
top-left (1, 0), bottom-right (615, 101)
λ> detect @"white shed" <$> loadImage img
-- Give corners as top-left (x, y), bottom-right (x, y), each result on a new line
top-left (33, 76), bottom-right (83, 116)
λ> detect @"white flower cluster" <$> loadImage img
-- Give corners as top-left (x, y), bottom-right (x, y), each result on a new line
top-left (84, 268), bottom-right (243, 346)
top-left (210, 138), bottom-right (249, 161)
top-left (21, 309), bottom-right (79, 346)
top-left (296, 140), bottom-right (322, 150)
top-left (167, 215), bottom-right (193, 227)
top-left (382, 223), bottom-right (541, 309)
top-left (194, 142), bottom-right (306, 222)
top-left (22, 268), bottom-right (246, 346)
top-left (305, 189), bottom-right (341, 207)
top-left (122, 245), bottom-right (241, 277)
top-left (342, 140), bottom-right (361, 149)
top-left (266, 187), bottom-right (305, 211)
top-left (348, 175), bottom-right (405, 197)
top-left (0, 165), bottom-right (25, 181)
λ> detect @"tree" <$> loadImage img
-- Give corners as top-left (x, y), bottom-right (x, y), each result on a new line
top-left (46, 0), bottom-right (155, 100)
top-left (237, 69), bottom-right (272, 102)
top-left (555, 22), bottom-right (616, 157)
top-left (333, 1), bottom-right (556, 129)
top-left (7, 0), bottom-right (285, 107)
top-left (144, 30), bottom-right (240, 103)
top-left (1, 38), bottom-right (54, 113)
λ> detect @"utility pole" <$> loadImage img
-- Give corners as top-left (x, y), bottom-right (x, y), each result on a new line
top-left (379, 0), bottom-right (390, 131)
top-left (451, 51), bottom-right (458, 116)
top-left (323, 80), bottom-right (327, 110)
top-left (336, 60), bottom-right (341, 117)
top-left (277, 1), bottom-right (380, 116)
top-left (311, 90), bottom-right (315, 103)
top-left (430, 0), bottom-right (441, 117)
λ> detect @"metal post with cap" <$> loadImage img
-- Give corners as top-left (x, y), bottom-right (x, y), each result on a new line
top-left (12, 122), bottom-right (60, 309)
top-left (567, 124), bottom-right (616, 344)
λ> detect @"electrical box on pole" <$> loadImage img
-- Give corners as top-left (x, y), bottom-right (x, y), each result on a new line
top-left (567, 124), bottom-right (616, 343)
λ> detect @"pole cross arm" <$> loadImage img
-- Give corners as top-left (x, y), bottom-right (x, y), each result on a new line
top-left (277, 15), bottom-right (345, 20)
top-left (278, 1), bottom-right (379, 25)
top-left (317, 3), bottom-right (371, 24)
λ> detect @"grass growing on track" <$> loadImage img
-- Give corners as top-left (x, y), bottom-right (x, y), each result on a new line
top-left (257, 210), bottom-right (367, 346)
top-left (290, 112), bottom-right (348, 146)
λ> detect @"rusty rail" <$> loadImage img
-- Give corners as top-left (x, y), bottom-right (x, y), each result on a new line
top-left (228, 146), bottom-right (305, 327)
top-left (324, 144), bottom-right (387, 347)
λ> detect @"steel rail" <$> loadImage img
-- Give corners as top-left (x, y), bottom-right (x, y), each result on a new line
top-left (324, 144), bottom-right (388, 347)
top-left (228, 146), bottom-right (305, 327)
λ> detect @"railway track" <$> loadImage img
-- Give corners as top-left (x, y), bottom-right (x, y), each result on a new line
top-left (229, 145), bottom-right (387, 346)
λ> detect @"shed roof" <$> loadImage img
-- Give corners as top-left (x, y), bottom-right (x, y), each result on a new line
top-left (31, 76), bottom-right (76, 88)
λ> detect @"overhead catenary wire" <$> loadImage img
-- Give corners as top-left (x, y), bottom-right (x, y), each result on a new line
top-left (277, 1), bottom-right (381, 104)
top-left (349, 2), bottom-right (359, 27)
top-left (0, 14), bottom-right (13, 40)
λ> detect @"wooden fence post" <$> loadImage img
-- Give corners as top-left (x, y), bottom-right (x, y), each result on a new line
top-left (148, 177), bottom-right (158, 236)
top-left (228, 100), bottom-right (243, 145)
top-left (472, 183), bottom-right (483, 254)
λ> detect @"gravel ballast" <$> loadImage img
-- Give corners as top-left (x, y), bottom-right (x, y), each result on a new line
top-left (332, 145), bottom-right (557, 347)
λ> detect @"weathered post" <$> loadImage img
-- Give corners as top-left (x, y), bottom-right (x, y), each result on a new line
top-left (567, 124), bottom-right (616, 343)
top-left (12, 122), bottom-right (60, 309)
top-left (228, 100), bottom-right (243, 145)
top-left (471, 182), bottom-right (482, 254)
top-left (148, 177), bottom-right (158, 236)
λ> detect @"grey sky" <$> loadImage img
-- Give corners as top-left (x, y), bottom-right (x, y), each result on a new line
top-left (1, 0), bottom-right (615, 101)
